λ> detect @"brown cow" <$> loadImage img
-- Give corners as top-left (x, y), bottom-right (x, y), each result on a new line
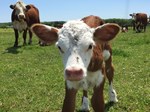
top-left (31, 15), bottom-right (120, 112)
top-left (130, 13), bottom-right (148, 32)
top-left (10, 1), bottom-right (40, 47)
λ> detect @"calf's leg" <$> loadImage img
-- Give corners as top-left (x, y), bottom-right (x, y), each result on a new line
top-left (14, 29), bottom-right (19, 47)
top-left (105, 56), bottom-right (118, 102)
top-left (62, 83), bottom-right (77, 112)
top-left (80, 90), bottom-right (90, 112)
top-left (28, 30), bottom-right (32, 45)
top-left (91, 79), bottom-right (105, 112)
top-left (23, 29), bottom-right (27, 45)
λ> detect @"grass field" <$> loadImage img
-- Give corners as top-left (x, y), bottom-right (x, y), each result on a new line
top-left (0, 27), bottom-right (150, 112)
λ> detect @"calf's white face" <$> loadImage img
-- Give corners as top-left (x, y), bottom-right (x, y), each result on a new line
top-left (56, 21), bottom-right (95, 81)
top-left (31, 20), bottom-right (120, 83)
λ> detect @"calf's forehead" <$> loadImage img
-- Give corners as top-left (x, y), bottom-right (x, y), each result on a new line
top-left (57, 20), bottom-right (94, 46)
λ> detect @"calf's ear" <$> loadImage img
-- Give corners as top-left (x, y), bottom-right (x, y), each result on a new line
top-left (31, 24), bottom-right (59, 44)
top-left (93, 23), bottom-right (120, 42)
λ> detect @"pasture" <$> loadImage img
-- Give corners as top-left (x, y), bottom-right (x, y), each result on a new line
top-left (0, 27), bottom-right (149, 112)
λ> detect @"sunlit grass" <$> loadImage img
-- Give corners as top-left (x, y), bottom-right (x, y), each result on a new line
top-left (0, 27), bottom-right (150, 112)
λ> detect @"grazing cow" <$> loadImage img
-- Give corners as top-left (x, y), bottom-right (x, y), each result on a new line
top-left (10, 1), bottom-right (40, 47)
top-left (31, 15), bottom-right (120, 112)
top-left (130, 13), bottom-right (148, 32)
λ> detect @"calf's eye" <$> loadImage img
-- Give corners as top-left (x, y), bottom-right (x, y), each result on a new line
top-left (88, 44), bottom-right (93, 50)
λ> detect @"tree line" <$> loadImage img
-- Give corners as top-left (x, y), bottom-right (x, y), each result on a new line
top-left (0, 19), bottom-right (138, 28)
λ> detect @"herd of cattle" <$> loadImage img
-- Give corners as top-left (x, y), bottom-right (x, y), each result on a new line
top-left (9, 1), bottom-right (150, 47)
top-left (9, 1), bottom-right (149, 112)
top-left (122, 13), bottom-right (149, 33)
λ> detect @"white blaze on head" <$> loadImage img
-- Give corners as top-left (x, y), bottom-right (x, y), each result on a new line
top-left (13, 1), bottom-right (27, 20)
top-left (130, 13), bottom-right (137, 20)
top-left (56, 20), bottom-right (95, 81)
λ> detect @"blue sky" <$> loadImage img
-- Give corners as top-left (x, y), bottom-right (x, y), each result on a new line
top-left (0, 0), bottom-right (150, 23)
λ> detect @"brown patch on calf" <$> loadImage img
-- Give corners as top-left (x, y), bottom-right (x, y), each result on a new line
top-left (82, 15), bottom-right (105, 28)
top-left (91, 78), bottom-right (105, 112)
top-left (88, 43), bottom-right (103, 72)
top-left (62, 83), bottom-right (77, 112)
top-left (101, 43), bottom-right (115, 85)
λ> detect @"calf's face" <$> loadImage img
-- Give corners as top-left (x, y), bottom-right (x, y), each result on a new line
top-left (56, 21), bottom-right (95, 81)
top-left (31, 20), bottom-right (120, 82)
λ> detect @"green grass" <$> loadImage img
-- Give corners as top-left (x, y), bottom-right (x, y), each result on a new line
top-left (0, 27), bottom-right (150, 112)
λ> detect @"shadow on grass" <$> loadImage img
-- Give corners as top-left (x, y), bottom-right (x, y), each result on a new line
top-left (4, 46), bottom-right (21, 54)
top-left (105, 102), bottom-right (115, 112)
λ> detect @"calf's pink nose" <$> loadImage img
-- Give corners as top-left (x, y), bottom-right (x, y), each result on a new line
top-left (65, 68), bottom-right (84, 81)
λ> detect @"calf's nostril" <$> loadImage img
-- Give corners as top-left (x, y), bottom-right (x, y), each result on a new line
top-left (65, 68), bottom-right (83, 76)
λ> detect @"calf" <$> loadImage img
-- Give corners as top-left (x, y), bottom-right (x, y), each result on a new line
top-left (31, 15), bottom-right (120, 112)
top-left (10, 1), bottom-right (40, 47)
top-left (121, 25), bottom-right (128, 33)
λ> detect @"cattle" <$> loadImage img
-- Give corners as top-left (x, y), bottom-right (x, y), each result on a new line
top-left (31, 15), bottom-right (120, 112)
top-left (121, 25), bottom-right (128, 33)
top-left (10, 1), bottom-right (40, 47)
top-left (130, 13), bottom-right (148, 32)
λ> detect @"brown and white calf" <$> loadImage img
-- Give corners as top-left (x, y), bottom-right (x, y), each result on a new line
top-left (10, 1), bottom-right (40, 47)
top-left (31, 15), bottom-right (120, 112)
top-left (121, 25), bottom-right (128, 33)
